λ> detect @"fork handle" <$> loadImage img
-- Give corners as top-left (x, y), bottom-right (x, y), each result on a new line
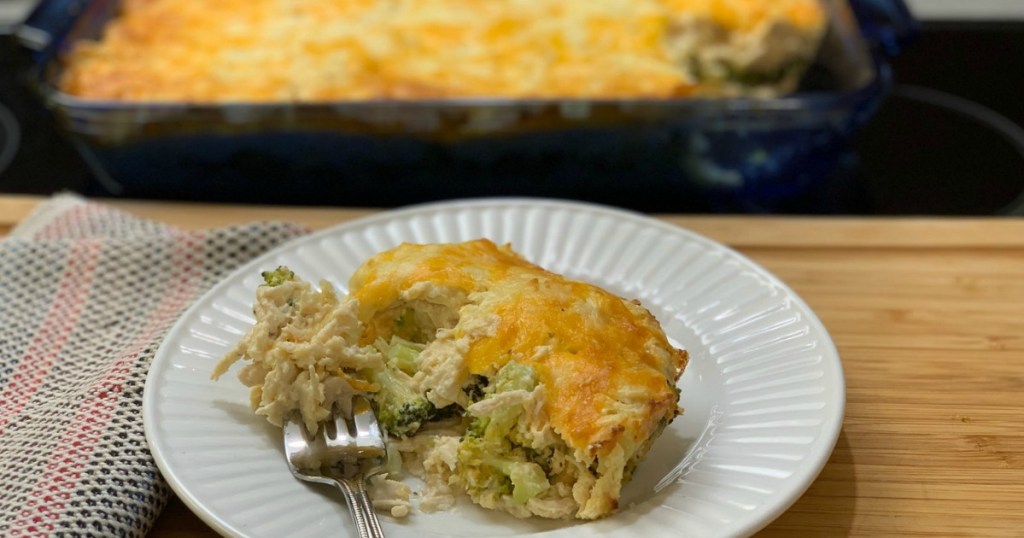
top-left (332, 477), bottom-right (385, 538)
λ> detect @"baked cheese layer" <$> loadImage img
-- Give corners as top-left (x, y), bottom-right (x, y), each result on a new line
top-left (61, 0), bottom-right (826, 101)
top-left (351, 239), bottom-right (687, 462)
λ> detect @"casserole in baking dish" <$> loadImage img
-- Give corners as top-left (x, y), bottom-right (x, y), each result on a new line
top-left (19, 0), bottom-right (916, 211)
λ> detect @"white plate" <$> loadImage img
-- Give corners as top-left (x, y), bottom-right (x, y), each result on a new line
top-left (144, 198), bottom-right (844, 538)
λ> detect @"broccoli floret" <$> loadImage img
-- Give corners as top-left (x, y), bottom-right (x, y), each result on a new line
top-left (465, 362), bottom-right (538, 441)
top-left (459, 437), bottom-right (549, 504)
top-left (364, 364), bottom-right (436, 437)
top-left (260, 266), bottom-right (295, 287)
top-left (466, 416), bottom-right (490, 438)
top-left (458, 363), bottom-right (550, 504)
top-left (482, 404), bottom-right (519, 442)
top-left (363, 336), bottom-right (442, 436)
top-left (463, 374), bottom-right (488, 403)
top-left (505, 460), bottom-right (549, 504)
top-left (494, 361), bottom-right (537, 393)
top-left (382, 336), bottom-right (425, 376)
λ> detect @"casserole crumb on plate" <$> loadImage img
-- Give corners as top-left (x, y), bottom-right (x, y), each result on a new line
top-left (212, 239), bottom-right (688, 520)
top-left (60, 0), bottom-right (826, 102)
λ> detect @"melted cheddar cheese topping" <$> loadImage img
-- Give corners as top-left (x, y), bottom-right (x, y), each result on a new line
top-left (60, 0), bottom-right (825, 101)
top-left (349, 239), bottom-right (687, 459)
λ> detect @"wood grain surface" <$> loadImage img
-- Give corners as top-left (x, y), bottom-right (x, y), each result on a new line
top-left (3, 195), bottom-right (1023, 537)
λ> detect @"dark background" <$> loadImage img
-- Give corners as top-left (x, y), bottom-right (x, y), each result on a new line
top-left (2, 21), bottom-right (1023, 215)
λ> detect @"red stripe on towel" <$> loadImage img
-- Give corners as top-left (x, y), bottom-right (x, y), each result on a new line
top-left (12, 230), bottom-right (206, 533)
top-left (33, 203), bottom-right (90, 240)
top-left (0, 240), bottom-right (102, 436)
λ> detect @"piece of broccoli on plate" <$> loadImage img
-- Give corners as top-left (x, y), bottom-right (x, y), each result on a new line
top-left (260, 266), bottom-right (295, 287)
top-left (364, 361), bottom-right (436, 438)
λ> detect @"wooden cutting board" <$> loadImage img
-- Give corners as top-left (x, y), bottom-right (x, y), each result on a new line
top-left (4, 195), bottom-right (1023, 536)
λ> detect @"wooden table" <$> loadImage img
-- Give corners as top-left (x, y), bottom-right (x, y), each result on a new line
top-left (3, 195), bottom-right (1023, 537)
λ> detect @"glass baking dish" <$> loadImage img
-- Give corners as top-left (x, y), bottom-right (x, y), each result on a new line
top-left (19, 0), bottom-right (917, 212)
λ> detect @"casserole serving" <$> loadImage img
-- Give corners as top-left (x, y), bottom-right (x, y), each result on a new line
top-left (213, 239), bottom-right (688, 519)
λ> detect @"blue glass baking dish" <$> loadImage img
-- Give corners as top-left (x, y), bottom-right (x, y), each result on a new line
top-left (19, 0), bottom-right (917, 212)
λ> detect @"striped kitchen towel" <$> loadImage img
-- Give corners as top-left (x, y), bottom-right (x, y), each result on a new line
top-left (0, 194), bottom-right (308, 537)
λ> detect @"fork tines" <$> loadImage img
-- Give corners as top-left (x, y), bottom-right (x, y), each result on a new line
top-left (326, 396), bottom-right (386, 461)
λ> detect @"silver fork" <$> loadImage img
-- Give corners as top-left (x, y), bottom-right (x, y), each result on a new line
top-left (283, 395), bottom-right (387, 538)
